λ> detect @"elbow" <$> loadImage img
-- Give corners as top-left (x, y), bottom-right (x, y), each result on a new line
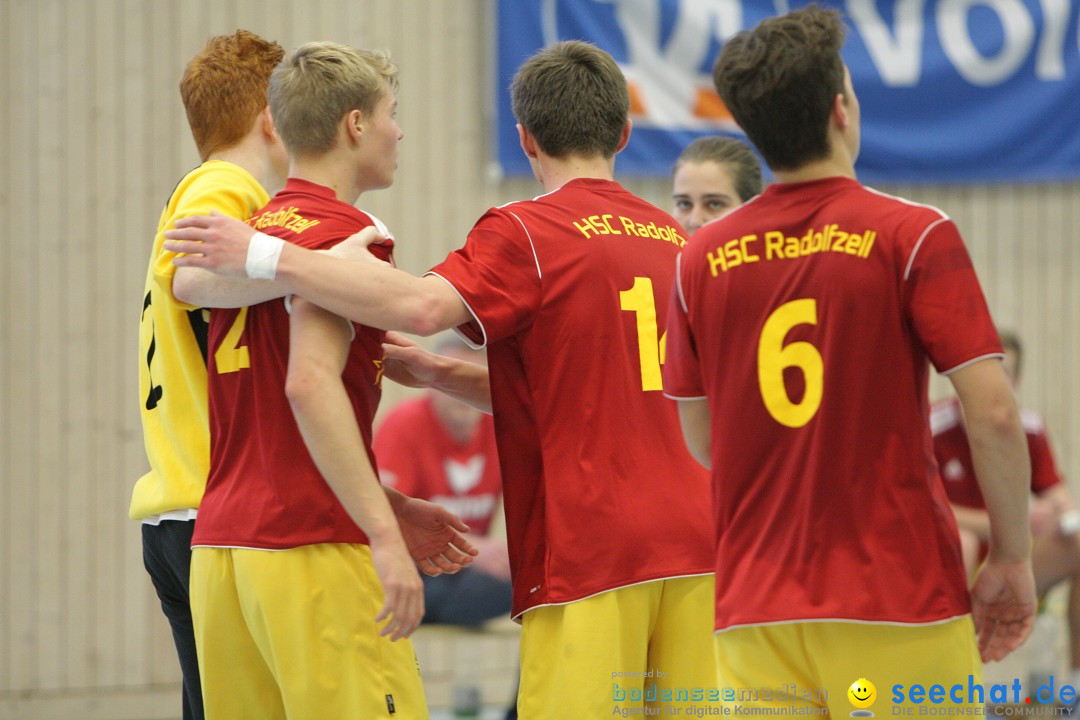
top-left (967, 392), bottom-right (1023, 448)
top-left (399, 291), bottom-right (452, 337)
top-left (285, 366), bottom-right (326, 417)
top-left (983, 394), bottom-right (1023, 441)
top-left (171, 269), bottom-right (199, 306)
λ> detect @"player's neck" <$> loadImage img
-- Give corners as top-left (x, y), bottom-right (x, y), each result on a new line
top-left (210, 135), bottom-right (286, 196)
top-left (288, 154), bottom-right (366, 206)
top-left (772, 158), bottom-right (856, 185)
top-left (535, 153), bottom-right (616, 193)
top-left (772, 134), bottom-right (858, 185)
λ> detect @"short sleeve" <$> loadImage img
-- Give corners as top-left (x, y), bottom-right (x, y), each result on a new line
top-left (662, 255), bottom-right (705, 399)
top-left (153, 168), bottom-right (269, 311)
top-left (425, 209), bottom-right (542, 347)
top-left (904, 219), bottom-right (1003, 374)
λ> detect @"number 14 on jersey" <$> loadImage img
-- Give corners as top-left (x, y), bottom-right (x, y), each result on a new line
top-left (619, 276), bottom-right (667, 392)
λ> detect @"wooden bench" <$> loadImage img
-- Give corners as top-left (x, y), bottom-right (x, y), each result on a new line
top-left (411, 616), bottom-right (521, 711)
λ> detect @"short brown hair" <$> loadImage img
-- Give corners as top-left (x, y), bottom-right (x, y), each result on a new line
top-left (269, 42), bottom-right (397, 158)
top-left (179, 30), bottom-right (284, 161)
top-left (510, 41), bottom-right (629, 159)
top-left (674, 136), bottom-right (764, 202)
top-left (713, 5), bottom-right (846, 171)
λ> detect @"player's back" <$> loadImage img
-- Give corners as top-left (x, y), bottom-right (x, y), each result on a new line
top-left (195, 178), bottom-right (392, 550)
top-left (674, 175), bottom-right (999, 627)
top-left (435, 177), bottom-right (714, 616)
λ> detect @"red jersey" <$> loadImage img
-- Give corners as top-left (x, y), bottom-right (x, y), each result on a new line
top-left (193, 178), bottom-right (394, 549)
top-left (932, 397), bottom-right (1062, 507)
top-left (428, 178), bottom-right (714, 617)
top-left (374, 395), bottom-right (502, 535)
top-left (663, 176), bottom-right (1002, 630)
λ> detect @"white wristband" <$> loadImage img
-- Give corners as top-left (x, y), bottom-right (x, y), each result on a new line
top-left (245, 232), bottom-right (285, 280)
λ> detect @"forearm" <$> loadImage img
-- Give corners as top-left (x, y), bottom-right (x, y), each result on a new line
top-left (173, 267), bottom-right (284, 309)
top-left (289, 374), bottom-right (403, 543)
top-left (276, 243), bottom-right (455, 335)
top-left (430, 356), bottom-right (492, 414)
top-left (286, 299), bottom-right (406, 544)
top-left (952, 361), bottom-right (1031, 561)
top-left (966, 415), bottom-right (1030, 560)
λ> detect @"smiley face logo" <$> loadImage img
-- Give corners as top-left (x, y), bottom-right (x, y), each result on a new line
top-left (848, 678), bottom-right (877, 710)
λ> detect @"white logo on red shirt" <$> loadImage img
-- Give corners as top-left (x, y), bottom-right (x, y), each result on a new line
top-left (943, 458), bottom-right (965, 481)
top-left (445, 455), bottom-right (486, 494)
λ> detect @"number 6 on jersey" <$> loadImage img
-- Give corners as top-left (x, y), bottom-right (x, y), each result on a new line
top-left (757, 298), bottom-right (823, 428)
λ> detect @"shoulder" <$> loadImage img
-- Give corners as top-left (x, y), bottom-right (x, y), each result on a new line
top-left (858, 185), bottom-right (955, 247)
top-left (183, 161), bottom-right (265, 200)
top-left (858, 185), bottom-right (950, 221)
top-left (172, 162), bottom-right (268, 217)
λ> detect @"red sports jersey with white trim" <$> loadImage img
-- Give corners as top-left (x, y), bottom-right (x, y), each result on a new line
top-left (932, 397), bottom-right (1062, 507)
top-left (193, 178), bottom-right (394, 549)
top-left (663, 176), bottom-right (1002, 630)
top-left (427, 178), bottom-right (714, 618)
top-left (374, 395), bottom-right (502, 536)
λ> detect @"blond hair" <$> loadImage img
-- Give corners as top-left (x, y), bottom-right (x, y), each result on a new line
top-left (269, 42), bottom-right (398, 157)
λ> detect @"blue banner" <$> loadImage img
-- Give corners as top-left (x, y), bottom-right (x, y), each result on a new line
top-left (495, 0), bottom-right (1080, 183)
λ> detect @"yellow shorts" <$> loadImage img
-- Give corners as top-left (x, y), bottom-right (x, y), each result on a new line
top-left (517, 575), bottom-right (716, 718)
top-left (190, 544), bottom-right (428, 720)
top-left (714, 617), bottom-right (983, 717)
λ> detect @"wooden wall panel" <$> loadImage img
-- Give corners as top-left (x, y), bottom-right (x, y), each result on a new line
top-left (0, 0), bottom-right (14, 698)
top-left (1, 0), bottom-right (1079, 717)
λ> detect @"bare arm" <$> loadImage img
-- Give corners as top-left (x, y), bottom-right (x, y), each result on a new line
top-left (285, 297), bottom-right (422, 640)
top-left (164, 212), bottom-right (470, 334)
top-left (950, 504), bottom-right (992, 541)
top-left (951, 359), bottom-right (1031, 561)
top-left (949, 357), bottom-right (1036, 661)
top-left (172, 267), bottom-right (284, 309)
top-left (675, 398), bottom-right (712, 469)
top-left (381, 332), bottom-right (492, 413)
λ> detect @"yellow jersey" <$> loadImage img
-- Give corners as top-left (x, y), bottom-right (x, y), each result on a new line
top-left (130, 160), bottom-right (269, 520)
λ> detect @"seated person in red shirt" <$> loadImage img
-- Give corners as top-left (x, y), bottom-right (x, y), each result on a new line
top-left (933, 329), bottom-right (1080, 690)
top-left (375, 334), bottom-right (511, 626)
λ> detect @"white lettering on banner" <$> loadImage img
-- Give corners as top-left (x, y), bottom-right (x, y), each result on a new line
top-left (541, 0), bottom-right (745, 129)
top-left (1034, 0), bottom-right (1068, 80)
top-left (848, 0), bottom-right (926, 86)
top-left (849, 0), bottom-right (1074, 87)
top-left (538, 0), bottom-right (1075, 127)
top-left (939, 0), bottom-right (1034, 85)
top-left (611, 0), bottom-right (743, 126)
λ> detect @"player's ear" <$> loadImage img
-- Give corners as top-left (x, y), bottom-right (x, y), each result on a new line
top-left (346, 108), bottom-right (365, 142)
top-left (517, 123), bottom-right (538, 159)
top-left (261, 106), bottom-right (279, 141)
top-left (832, 92), bottom-right (850, 131)
top-left (614, 119), bottom-right (632, 154)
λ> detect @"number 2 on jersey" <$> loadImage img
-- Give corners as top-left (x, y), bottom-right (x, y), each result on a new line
top-left (757, 299), bottom-right (823, 427)
top-left (215, 307), bottom-right (251, 374)
top-left (619, 276), bottom-right (667, 391)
